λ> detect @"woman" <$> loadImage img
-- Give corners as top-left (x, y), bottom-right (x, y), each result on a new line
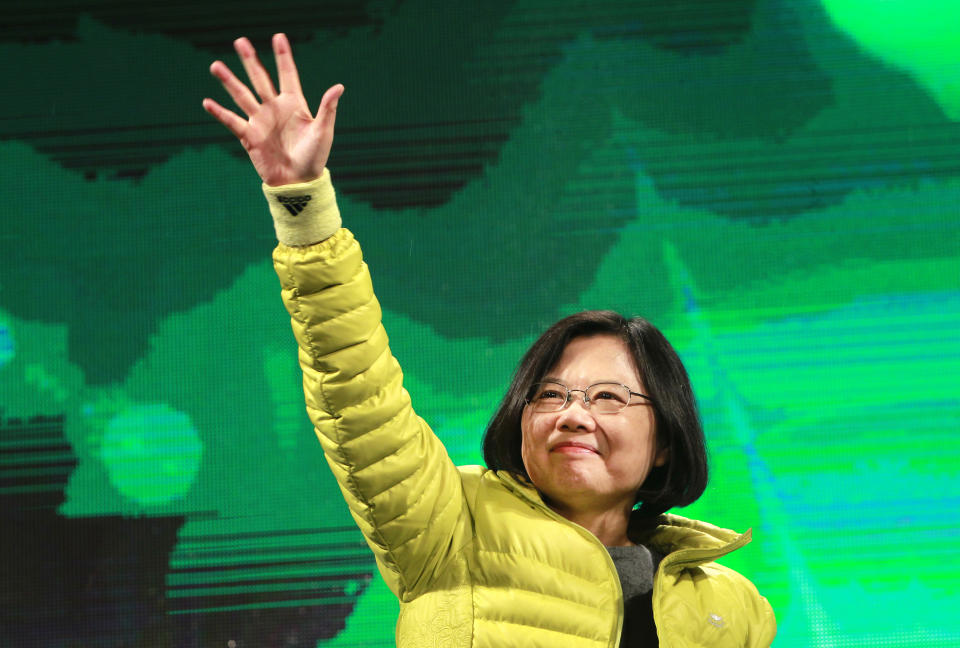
top-left (204, 34), bottom-right (775, 647)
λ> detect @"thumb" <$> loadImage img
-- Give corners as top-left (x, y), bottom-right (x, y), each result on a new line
top-left (316, 84), bottom-right (344, 123)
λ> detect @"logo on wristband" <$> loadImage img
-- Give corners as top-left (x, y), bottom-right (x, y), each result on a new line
top-left (277, 194), bottom-right (312, 216)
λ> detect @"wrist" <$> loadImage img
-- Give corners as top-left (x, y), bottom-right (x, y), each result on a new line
top-left (263, 169), bottom-right (341, 246)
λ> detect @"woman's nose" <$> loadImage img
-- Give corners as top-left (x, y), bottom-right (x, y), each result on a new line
top-left (557, 396), bottom-right (595, 430)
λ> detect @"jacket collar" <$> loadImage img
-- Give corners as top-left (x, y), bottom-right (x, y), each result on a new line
top-left (632, 515), bottom-right (752, 572)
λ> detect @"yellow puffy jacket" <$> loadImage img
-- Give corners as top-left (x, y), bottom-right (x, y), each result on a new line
top-left (273, 227), bottom-right (776, 647)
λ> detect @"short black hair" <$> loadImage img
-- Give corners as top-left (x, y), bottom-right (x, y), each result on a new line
top-left (482, 310), bottom-right (707, 518)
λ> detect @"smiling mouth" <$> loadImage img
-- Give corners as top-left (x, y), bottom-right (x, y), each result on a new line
top-left (551, 442), bottom-right (599, 455)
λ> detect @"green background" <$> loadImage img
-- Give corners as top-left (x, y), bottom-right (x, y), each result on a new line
top-left (1, 0), bottom-right (958, 645)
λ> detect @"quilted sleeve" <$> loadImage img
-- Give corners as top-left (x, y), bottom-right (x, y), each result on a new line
top-left (272, 227), bottom-right (470, 601)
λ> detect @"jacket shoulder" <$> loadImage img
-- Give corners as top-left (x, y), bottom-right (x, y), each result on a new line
top-left (665, 560), bottom-right (777, 647)
top-left (649, 514), bottom-right (777, 647)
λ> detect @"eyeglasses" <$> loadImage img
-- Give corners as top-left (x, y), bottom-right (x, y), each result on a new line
top-left (525, 381), bottom-right (653, 414)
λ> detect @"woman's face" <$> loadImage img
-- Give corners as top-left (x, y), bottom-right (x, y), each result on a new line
top-left (520, 334), bottom-right (666, 515)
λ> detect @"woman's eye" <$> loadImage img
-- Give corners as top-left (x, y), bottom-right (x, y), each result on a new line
top-left (594, 390), bottom-right (625, 402)
top-left (538, 390), bottom-right (563, 399)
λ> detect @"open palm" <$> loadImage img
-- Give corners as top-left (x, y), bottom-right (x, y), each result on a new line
top-left (203, 34), bottom-right (343, 187)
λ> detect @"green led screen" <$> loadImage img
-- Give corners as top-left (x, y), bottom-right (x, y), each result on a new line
top-left (1, 1), bottom-right (958, 646)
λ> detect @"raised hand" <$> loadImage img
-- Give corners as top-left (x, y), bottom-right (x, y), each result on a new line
top-left (203, 33), bottom-right (343, 186)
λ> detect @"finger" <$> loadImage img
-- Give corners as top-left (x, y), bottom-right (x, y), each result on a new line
top-left (234, 36), bottom-right (278, 101)
top-left (202, 98), bottom-right (248, 140)
top-left (209, 60), bottom-right (260, 117)
top-left (272, 33), bottom-right (303, 97)
top-left (315, 84), bottom-right (345, 125)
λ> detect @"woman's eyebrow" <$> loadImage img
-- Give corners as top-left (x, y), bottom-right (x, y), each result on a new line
top-left (540, 377), bottom-right (631, 386)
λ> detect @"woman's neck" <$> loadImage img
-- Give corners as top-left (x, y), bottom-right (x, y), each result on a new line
top-left (548, 499), bottom-right (634, 546)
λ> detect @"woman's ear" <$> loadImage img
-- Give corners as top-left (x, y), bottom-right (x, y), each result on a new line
top-left (653, 445), bottom-right (669, 467)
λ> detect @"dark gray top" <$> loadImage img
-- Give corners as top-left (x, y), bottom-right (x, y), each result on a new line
top-left (607, 544), bottom-right (664, 647)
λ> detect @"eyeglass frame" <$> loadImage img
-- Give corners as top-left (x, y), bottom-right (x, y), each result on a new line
top-left (524, 380), bottom-right (654, 414)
